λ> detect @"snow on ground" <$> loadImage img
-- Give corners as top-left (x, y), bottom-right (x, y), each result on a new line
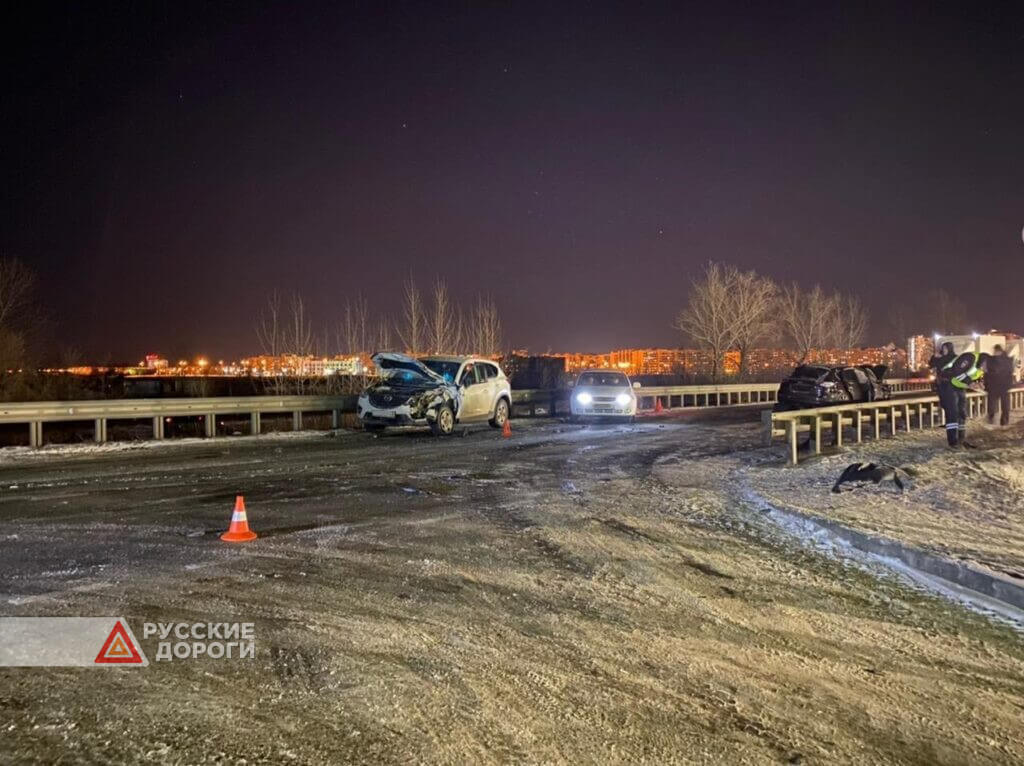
top-left (0, 428), bottom-right (345, 464)
top-left (3, 418), bottom-right (1024, 763)
top-left (744, 412), bottom-right (1024, 579)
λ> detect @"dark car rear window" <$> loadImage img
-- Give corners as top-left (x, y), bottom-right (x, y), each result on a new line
top-left (791, 366), bottom-right (829, 380)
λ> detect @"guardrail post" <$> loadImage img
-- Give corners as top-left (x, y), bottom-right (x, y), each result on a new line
top-left (250, 411), bottom-right (261, 435)
top-left (888, 406), bottom-right (897, 436)
top-left (292, 411), bottom-right (303, 431)
top-left (832, 412), bottom-right (843, 447)
top-left (94, 418), bottom-right (107, 444)
top-left (903, 403), bottom-right (911, 431)
top-left (787, 420), bottom-right (798, 465)
top-left (332, 409), bottom-right (340, 429)
top-left (812, 416), bottom-right (822, 455)
top-left (204, 413), bottom-right (216, 438)
top-left (872, 407), bottom-right (882, 439)
top-left (29, 421), bottom-right (43, 448)
top-left (152, 416), bottom-right (164, 440)
top-left (854, 410), bottom-right (863, 442)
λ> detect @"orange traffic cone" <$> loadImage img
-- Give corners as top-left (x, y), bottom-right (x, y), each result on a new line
top-left (502, 418), bottom-right (512, 438)
top-left (221, 495), bottom-right (258, 542)
top-left (654, 397), bottom-right (664, 414)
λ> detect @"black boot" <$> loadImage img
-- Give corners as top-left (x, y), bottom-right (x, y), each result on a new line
top-left (946, 426), bottom-right (960, 448)
top-left (959, 427), bottom-right (978, 449)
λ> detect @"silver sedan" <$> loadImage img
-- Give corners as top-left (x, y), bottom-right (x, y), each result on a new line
top-left (570, 370), bottom-right (639, 421)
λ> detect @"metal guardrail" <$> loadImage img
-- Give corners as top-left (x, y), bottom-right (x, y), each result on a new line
top-left (766, 388), bottom-right (1024, 465)
top-left (0, 378), bottom-right (936, 448)
top-left (512, 378), bottom-right (932, 416)
top-left (0, 395), bottom-right (356, 447)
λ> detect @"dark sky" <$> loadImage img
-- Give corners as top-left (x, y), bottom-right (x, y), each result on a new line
top-left (3, 2), bottom-right (1023, 359)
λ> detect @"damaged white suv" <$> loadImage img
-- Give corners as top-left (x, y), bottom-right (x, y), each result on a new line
top-left (358, 353), bottom-right (512, 436)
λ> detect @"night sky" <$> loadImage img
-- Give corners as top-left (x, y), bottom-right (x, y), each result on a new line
top-left (4, 2), bottom-right (1023, 359)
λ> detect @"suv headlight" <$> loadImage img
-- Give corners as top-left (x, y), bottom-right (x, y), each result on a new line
top-left (576, 392), bottom-right (592, 405)
top-left (615, 393), bottom-right (632, 406)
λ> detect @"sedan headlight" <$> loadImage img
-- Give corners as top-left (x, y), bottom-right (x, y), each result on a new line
top-left (576, 392), bottom-right (592, 405)
top-left (615, 393), bottom-right (632, 406)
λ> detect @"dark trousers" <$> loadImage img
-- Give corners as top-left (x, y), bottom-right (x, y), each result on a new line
top-left (938, 383), bottom-right (966, 446)
top-left (988, 389), bottom-right (1010, 426)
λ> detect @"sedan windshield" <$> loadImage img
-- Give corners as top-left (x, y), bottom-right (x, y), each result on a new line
top-left (420, 359), bottom-right (461, 383)
top-left (576, 372), bottom-right (629, 387)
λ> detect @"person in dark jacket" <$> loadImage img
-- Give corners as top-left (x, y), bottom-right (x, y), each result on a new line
top-left (930, 343), bottom-right (988, 447)
top-left (930, 342), bottom-right (962, 447)
top-left (985, 345), bottom-right (1014, 426)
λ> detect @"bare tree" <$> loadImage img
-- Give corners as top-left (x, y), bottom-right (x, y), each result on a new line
top-left (674, 262), bottom-right (740, 381)
top-left (255, 290), bottom-right (283, 358)
top-left (778, 283), bottom-right (836, 364)
top-left (830, 292), bottom-right (869, 350)
top-left (427, 278), bottom-right (461, 354)
top-left (285, 293), bottom-right (315, 357)
top-left (925, 288), bottom-right (969, 335)
top-left (339, 294), bottom-right (370, 355)
top-left (397, 274), bottom-right (424, 354)
top-left (0, 329), bottom-right (26, 373)
top-left (0, 258), bottom-right (36, 331)
top-left (471, 295), bottom-right (502, 357)
top-left (255, 291), bottom-right (316, 394)
top-left (886, 303), bottom-right (912, 347)
top-left (730, 270), bottom-right (778, 377)
top-left (376, 316), bottom-right (392, 351)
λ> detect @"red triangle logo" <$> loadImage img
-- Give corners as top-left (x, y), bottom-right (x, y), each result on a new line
top-left (94, 620), bottom-right (145, 664)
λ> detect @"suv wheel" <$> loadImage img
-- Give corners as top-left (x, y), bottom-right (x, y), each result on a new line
top-left (430, 404), bottom-right (455, 436)
top-left (489, 398), bottom-right (509, 428)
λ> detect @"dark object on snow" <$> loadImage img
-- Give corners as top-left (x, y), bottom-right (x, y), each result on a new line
top-left (831, 462), bottom-right (905, 493)
top-left (774, 365), bottom-right (891, 412)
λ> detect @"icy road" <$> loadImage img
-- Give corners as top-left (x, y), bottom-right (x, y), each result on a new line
top-left (2, 418), bottom-right (1024, 764)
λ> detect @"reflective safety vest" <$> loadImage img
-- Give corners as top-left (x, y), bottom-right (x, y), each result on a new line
top-left (944, 351), bottom-right (984, 390)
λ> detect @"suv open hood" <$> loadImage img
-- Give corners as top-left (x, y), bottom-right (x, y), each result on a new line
top-left (371, 352), bottom-right (447, 384)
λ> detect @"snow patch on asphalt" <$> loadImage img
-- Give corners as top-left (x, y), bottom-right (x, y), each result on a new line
top-left (0, 429), bottom-right (347, 463)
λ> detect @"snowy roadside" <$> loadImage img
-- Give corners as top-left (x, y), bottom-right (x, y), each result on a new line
top-left (0, 428), bottom-right (348, 464)
top-left (743, 414), bottom-right (1024, 580)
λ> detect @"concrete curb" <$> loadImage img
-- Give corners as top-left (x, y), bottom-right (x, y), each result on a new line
top-left (760, 501), bottom-right (1024, 611)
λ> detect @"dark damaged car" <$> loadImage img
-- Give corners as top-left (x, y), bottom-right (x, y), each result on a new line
top-left (357, 353), bottom-right (512, 436)
top-left (774, 364), bottom-right (891, 411)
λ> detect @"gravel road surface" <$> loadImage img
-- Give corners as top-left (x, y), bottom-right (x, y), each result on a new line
top-left (2, 418), bottom-right (1023, 764)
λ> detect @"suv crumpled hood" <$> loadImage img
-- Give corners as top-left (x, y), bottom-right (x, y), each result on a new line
top-left (371, 352), bottom-right (447, 384)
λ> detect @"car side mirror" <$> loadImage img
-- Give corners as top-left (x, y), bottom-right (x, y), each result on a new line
top-left (632, 381), bottom-right (642, 389)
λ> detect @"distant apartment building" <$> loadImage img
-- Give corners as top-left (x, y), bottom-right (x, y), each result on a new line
top-left (240, 355), bottom-right (363, 376)
top-left (906, 335), bottom-right (934, 372)
top-left (522, 345), bottom-right (908, 379)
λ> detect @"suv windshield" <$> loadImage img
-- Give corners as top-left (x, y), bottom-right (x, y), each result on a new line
top-left (576, 372), bottom-right (629, 387)
top-left (420, 359), bottom-right (461, 383)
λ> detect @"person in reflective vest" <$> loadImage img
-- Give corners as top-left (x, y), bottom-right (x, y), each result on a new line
top-left (934, 349), bottom-right (988, 447)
